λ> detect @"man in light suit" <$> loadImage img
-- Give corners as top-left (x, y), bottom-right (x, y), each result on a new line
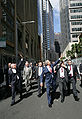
top-left (67, 59), bottom-right (79, 101)
top-left (37, 62), bottom-right (43, 97)
top-left (23, 61), bottom-right (32, 92)
top-left (40, 58), bottom-right (60, 108)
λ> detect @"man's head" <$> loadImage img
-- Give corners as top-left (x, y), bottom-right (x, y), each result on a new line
top-left (45, 60), bottom-right (51, 66)
top-left (25, 61), bottom-right (29, 67)
top-left (11, 63), bottom-right (16, 69)
top-left (8, 63), bottom-right (11, 68)
top-left (67, 59), bottom-right (72, 66)
top-left (39, 62), bottom-right (42, 67)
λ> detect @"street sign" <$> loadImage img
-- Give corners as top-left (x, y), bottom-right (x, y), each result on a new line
top-left (0, 37), bottom-right (6, 47)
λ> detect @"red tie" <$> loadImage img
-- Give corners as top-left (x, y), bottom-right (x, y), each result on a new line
top-left (70, 65), bottom-right (72, 77)
top-left (61, 67), bottom-right (63, 72)
top-left (49, 66), bottom-right (52, 73)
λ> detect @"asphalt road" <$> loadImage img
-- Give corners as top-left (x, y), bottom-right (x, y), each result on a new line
top-left (0, 80), bottom-right (82, 119)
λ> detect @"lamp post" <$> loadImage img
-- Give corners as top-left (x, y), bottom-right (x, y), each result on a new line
top-left (15, 20), bottom-right (35, 64)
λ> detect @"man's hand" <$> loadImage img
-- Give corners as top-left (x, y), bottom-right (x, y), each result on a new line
top-left (40, 82), bottom-right (43, 87)
top-left (9, 85), bottom-right (11, 87)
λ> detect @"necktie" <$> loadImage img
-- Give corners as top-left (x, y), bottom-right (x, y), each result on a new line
top-left (70, 65), bottom-right (72, 77)
top-left (61, 67), bottom-right (63, 72)
top-left (49, 66), bottom-right (52, 73)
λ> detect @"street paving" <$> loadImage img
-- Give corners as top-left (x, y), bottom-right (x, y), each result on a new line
top-left (0, 80), bottom-right (82, 119)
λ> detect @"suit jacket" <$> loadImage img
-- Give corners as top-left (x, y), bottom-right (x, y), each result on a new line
top-left (55, 65), bottom-right (69, 83)
top-left (67, 64), bottom-right (79, 80)
top-left (8, 68), bottom-right (12, 84)
top-left (40, 59), bottom-right (60, 86)
top-left (79, 63), bottom-right (82, 73)
top-left (23, 66), bottom-right (32, 80)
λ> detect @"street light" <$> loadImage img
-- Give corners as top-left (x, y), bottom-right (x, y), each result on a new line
top-left (16, 20), bottom-right (35, 64)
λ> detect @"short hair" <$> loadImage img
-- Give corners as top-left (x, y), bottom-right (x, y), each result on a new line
top-left (45, 60), bottom-right (50, 65)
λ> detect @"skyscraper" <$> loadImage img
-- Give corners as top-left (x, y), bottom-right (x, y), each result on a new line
top-left (38, 0), bottom-right (55, 61)
top-left (60, 0), bottom-right (82, 56)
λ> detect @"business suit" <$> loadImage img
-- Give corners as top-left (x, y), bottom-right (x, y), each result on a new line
top-left (79, 63), bottom-right (82, 86)
top-left (10, 59), bottom-right (24, 105)
top-left (16, 58), bottom-right (25, 98)
top-left (23, 66), bottom-right (32, 91)
top-left (37, 66), bottom-right (43, 96)
top-left (67, 64), bottom-right (79, 100)
top-left (56, 64), bottom-right (69, 102)
top-left (40, 59), bottom-right (60, 107)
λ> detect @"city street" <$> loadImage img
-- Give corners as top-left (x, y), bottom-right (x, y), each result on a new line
top-left (0, 80), bottom-right (82, 119)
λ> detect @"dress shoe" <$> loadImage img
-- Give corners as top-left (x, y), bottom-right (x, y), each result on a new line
top-left (11, 101), bottom-right (15, 106)
top-left (61, 99), bottom-right (64, 103)
top-left (37, 94), bottom-right (41, 97)
top-left (48, 104), bottom-right (52, 108)
top-left (75, 96), bottom-right (80, 101)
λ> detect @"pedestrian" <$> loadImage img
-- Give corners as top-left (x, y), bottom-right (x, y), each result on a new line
top-left (40, 58), bottom-right (60, 108)
top-left (67, 59), bottom-right (80, 101)
top-left (23, 61), bottom-right (32, 92)
top-left (55, 61), bottom-right (69, 103)
top-left (0, 65), bottom-right (4, 87)
top-left (37, 62), bottom-right (43, 97)
top-left (35, 63), bottom-right (38, 80)
top-left (79, 60), bottom-right (82, 87)
top-left (10, 55), bottom-right (24, 106)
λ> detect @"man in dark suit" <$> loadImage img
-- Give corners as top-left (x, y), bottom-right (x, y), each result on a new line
top-left (55, 61), bottom-right (69, 103)
top-left (79, 61), bottom-right (82, 87)
top-left (10, 55), bottom-right (24, 106)
top-left (40, 58), bottom-right (60, 108)
top-left (67, 59), bottom-right (79, 101)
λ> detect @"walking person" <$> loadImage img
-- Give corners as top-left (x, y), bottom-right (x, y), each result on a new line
top-left (67, 59), bottom-right (80, 101)
top-left (10, 55), bottom-right (24, 106)
top-left (79, 60), bottom-right (82, 87)
top-left (55, 61), bottom-right (69, 103)
top-left (37, 62), bottom-right (43, 97)
top-left (23, 61), bottom-right (32, 92)
top-left (40, 58), bottom-right (60, 108)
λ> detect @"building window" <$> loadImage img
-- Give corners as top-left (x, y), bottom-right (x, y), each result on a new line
top-left (70, 3), bottom-right (82, 7)
top-left (71, 21), bottom-right (82, 25)
top-left (71, 15), bottom-right (82, 19)
top-left (72, 34), bottom-right (78, 38)
top-left (70, 9), bottom-right (82, 13)
top-left (72, 28), bottom-right (82, 31)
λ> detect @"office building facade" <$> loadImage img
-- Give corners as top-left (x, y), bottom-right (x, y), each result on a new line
top-left (0, 0), bottom-right (40, 67)
top-left (38, 0), bottom-right (55, 61)
top-left (60, 0), bottom-right (82, 56)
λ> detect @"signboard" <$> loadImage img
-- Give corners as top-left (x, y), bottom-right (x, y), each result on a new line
top-left (0, 38), bottom-right (6, 47)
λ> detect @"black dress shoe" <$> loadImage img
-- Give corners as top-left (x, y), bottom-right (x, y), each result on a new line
top-left (48, 104), bottom-right (52, 108)
top-left (75, 96), bottom-right (80, 101)
top-left (37, 94), bottom-right (41, 97)
top-left (11, 102), bottom-right (15, 106)
top-left (61, 99), bottom-right (64, 103)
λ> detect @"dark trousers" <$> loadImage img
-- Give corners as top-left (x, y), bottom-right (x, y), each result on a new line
top-left (11, 79), bottom-right (22, 103)
top-left (46, 83), bottom-right (52, 105)
top-left (38, 76), bottom-right (45, 95)
top-left (38, 77), bottom-right (41, 95)
top-left (80, 74), bottom-right (82, 86)
top-left (67, 77), bottom-right (78, 97)
top-left (59, 78), bottom-right (66, 100)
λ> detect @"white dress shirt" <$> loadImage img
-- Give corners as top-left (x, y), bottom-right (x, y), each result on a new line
top-left (60, 67), bottom-right (65, 78)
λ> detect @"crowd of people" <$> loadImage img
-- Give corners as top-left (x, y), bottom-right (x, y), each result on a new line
top-left (0, 54), bottom-right (82, 108)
